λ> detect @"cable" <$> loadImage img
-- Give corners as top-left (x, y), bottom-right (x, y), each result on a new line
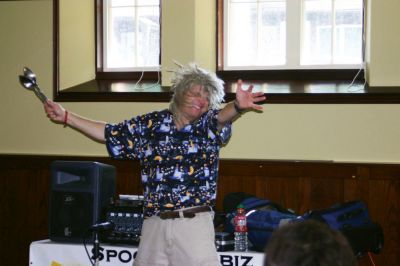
top-left (367, 252), bottom-right (377, 266)
top-left (346, 66), bottom-right (367, 92)
top-left (136, 68), bottom-right (161, 91)
top-left (83, 231), bottom-right (95, 266)
top-left (133, 70), bottom-right (145, 90)
top-left (133, 59), bottom-right (181, 91)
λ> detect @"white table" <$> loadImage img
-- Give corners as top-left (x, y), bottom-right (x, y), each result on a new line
top-left (30, 239), bottom-right (264, 266)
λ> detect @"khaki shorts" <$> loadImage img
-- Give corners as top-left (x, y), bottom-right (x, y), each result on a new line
top-left (134, 211), bottom-right (220, 266)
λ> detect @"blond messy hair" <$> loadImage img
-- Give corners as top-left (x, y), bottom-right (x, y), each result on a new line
top-left (169, 63), bottom-right (225, 115)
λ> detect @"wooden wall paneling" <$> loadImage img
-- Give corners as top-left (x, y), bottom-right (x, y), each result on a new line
top-left (26, 166), bottom-right (50, 244)
top-left (254, 175), bottom-right (268, 198)
top-left (260, 176), bottom-right (296, 209)
top-left (215, 174), bottom-right (245, 211)
top-left (343, 176), bottom-right (368, 203)
top-left (366, 164), bottom-right (400, 265)
top-left (254, 176), bottom-right (277, 206)
top-left (276, 176), bottom-right (301, 212)
top-left (342, 172), bottom-right (374, 266)
top-left (0, 168), bottom-right (12, 265)
top-left (262, 176), bottom-right (286, 203)
top-left (241, 174), bottom-right (258, 196)
top-left (105, 159), bottom-right (143, 195)
top-left (308, 176), bottom-right (345, 209)
top-left (368, 178), bottom-right (399, 265)
top-left (0, 165), bottom-right (48, 265)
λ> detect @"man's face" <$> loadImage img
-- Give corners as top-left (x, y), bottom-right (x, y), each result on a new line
top-left (180, 84), bottom-right (210, 121)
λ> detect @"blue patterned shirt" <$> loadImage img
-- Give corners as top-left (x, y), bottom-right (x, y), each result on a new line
top-left (105, 109), bottom-right (232, 217)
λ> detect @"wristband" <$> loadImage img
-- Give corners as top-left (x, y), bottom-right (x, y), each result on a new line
top-left (63, 111), bottom-right (68, 127)
top-left (233, 100), bottom-right (244, 114)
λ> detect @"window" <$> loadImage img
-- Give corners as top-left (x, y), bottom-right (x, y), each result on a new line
top-left (54, 0), bottom-right (166, 102)
top-left (222, 0), bottom-right (363, 70)
top-left (103, 0), bottom-right (160, 71)
top-left (96, 0), bottom-right (161, 81)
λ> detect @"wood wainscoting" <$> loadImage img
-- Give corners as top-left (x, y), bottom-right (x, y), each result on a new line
top-left (0, 155), bottom-right (398, 265)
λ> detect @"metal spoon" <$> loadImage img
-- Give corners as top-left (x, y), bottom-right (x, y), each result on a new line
top-left (18, 67), bottom-right (48, 103)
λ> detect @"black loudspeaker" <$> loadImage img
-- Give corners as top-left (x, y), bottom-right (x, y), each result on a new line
top-left (49, 161), bottom-right (116, 243)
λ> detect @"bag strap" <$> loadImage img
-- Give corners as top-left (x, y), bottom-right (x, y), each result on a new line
top-left (302, 200), bottom-right (370, 223)
top-left (241, 197), bottom-right (295, 215)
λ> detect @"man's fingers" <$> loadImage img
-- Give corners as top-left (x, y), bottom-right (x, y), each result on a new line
top-left (236, 79), bottom-right (244, 91)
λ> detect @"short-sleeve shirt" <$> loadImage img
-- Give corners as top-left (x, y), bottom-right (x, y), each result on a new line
top-left (105, 109), bottom-right (232, 217)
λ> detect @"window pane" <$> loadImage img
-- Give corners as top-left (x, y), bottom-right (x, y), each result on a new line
top-left (302, 0), bottom-right (362, 65)
top-left (334, 0), bottom-right (363, 64)
top-left (226, 0), bottom-right (286, 67)
top-left (302, 0), bottom-right (332, 65)
top-left (105, 0), bottom-right (160, 70)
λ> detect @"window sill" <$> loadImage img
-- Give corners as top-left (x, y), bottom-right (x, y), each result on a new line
top-left (54, 79), bottom-right (400, 104)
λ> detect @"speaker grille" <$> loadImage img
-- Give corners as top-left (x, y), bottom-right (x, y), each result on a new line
top-left (50, 192), bottom-right (93, 241)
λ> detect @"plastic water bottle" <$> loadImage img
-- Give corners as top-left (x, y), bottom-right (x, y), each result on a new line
top-left (234, 204), bottom-right (248, 252)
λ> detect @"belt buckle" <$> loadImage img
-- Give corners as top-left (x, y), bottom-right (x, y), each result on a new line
top-left (183, 211), bottom-right (195, 218)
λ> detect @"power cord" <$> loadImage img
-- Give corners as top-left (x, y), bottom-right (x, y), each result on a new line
top-left (346, 65), bottom-right (367, 93)
top-left (133, 67), bottom-right (161, 91)
top-left (132, 60), bottom-right (182, 91)
top-left (83, 231), bottom-right (95, 266)
top-left (132, 70), bottom-right (145, 90)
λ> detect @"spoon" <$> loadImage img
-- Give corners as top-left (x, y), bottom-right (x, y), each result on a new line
top-left (18, 67), bottom-right (48, 103)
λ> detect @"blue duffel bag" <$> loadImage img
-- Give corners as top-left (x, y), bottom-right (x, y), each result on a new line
top-left (225, 196), bottom-right (303, 251)
top-left (302, 200), bottom-right (384, 256)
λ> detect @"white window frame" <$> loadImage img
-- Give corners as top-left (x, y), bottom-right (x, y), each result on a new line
top-left (223, 0), bottom-right (364, 71)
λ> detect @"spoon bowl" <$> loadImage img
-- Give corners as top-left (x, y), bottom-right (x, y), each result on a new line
top-left (19, 75), bottom-right (36, 90)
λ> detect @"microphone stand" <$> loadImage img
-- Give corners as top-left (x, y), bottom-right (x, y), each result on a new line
top-left (90, 221), bottom-right (114, 266)
top-left (93, 231), bottom-right (100, 266)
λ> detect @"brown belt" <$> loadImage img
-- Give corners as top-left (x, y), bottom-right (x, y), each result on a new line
top-left (159, 206), bottom-right (212, 220)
